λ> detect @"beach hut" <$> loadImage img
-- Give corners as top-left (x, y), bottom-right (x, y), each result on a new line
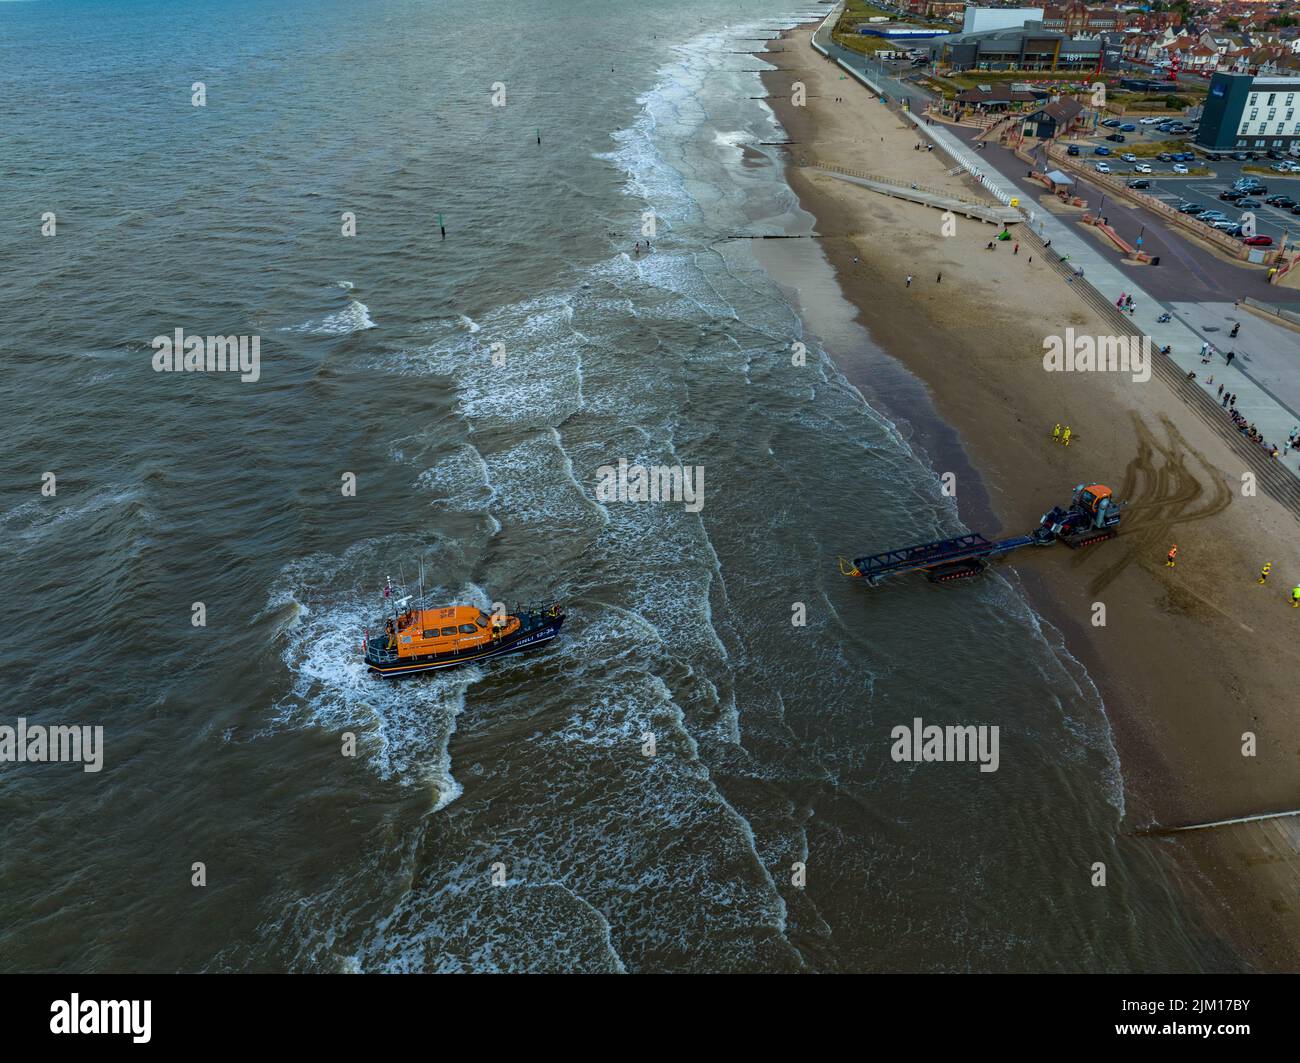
top-left (1043, 169), bottom-right (1075, 194)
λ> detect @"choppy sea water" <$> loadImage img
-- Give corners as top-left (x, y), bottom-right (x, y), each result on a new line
top-left (0, 0), bottom-right (1238, 971)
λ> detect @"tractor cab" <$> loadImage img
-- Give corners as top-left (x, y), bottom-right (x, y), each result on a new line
top-left (1073, 483), bottom-right (1121, 529)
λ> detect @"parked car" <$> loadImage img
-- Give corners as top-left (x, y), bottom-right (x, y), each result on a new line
top-left (1127, 178), bottom-right (1151, 188)
top-left (1220, 189), bottom-right (1246, 200)
top-left (1172, 163), bottom-right (1189, 174)
top-left (1199, 210), bottom-right (1228, 221)
top-left (1140, 117), bottom-right (1161, 125)
top-left (1265, 194), bottom-right (1295, 207)
top-left (1156, 152), bottom-right (1174, 162)
top-left (1291, 203), bottom-right (1300, 215)
top-left (1119, 123), bottom-right (1137, 132)
top-left (1094, 146), bottom-right (1111, 155)
top-left (1067, 144), bottom-right (1080, 156)
top-left (1174, 152), bottom-right (1194, 161)
top-left (1120, 153), bottom-right (1137, 162)
top-left (1212, 222), bottom-right (1243, 235)
top-left (1270, 163), bottom-right (1292, 173)
top-left (1177, 202), bottom-right (1206, 214)
top-left (1231, 151), bottom-right (1249, 161)
top-left (1106, 133), bottom-right (1127, 142)
top-left (1134, 163), bottom-right (1152, 174)
top-left (1237, 198), bottom-right (1262, 209)
top-left (1101, 118), bottom-right (1121, 128)
top-left (1242, 235), bottom-right (1273, 246)
top-left (1095, 162), bottom-right (1112, 173)
top-left (1267, 150), bottom-right (1285, 160)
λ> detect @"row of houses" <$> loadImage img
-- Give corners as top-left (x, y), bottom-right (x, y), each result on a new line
top-left (1122, 27), bottom-right (1300, 78)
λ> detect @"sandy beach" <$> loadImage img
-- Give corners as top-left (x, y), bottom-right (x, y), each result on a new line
top-left (763, 24), bottom-right (1300, 971)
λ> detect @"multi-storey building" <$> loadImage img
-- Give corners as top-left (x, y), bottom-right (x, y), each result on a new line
top-left (1196, 72), bottom-right (1300, 151)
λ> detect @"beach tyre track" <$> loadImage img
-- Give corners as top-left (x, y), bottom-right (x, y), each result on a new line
top-left (1079, 415), bottom-right (1233, 595)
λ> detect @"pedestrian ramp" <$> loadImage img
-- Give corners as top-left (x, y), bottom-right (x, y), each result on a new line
top-left (809, 163), bottom-right (1023, 225)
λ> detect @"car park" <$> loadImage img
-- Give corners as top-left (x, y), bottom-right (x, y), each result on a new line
top-left (1095, 162), bottom-right (1111, 173)
top-left (1172, 163), bottom-right (1189, 174)
top-left (1243, 235), bottom-right (1273, 246)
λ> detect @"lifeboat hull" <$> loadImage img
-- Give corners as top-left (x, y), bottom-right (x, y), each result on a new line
top-left (365, 616), bottom-right (564, 678)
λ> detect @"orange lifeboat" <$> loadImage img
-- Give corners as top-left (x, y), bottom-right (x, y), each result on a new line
top-left (363, 594), bottom-right (564, 678)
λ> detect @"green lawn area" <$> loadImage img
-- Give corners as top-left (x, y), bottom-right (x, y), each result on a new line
top-left (1126, 138), bottom-right (1188, 157)
top-left (831, 0), bottom-right (950, 55)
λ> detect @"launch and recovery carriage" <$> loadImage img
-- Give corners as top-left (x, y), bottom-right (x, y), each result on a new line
top-left (841, 483), bottom-right (1124, 586)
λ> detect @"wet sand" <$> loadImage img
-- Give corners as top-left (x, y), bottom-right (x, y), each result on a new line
top-left (761, 24), bottom-right (1300, 971)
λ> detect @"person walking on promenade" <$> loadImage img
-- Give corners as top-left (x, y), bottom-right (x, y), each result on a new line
top-left (1226, 351), bottom-right (1235, 367)
top-left (1200, 341), bottom-right (1209, 359)
top-left (1052, 423), bottom-right (1061, 443)
top-left (1217, 383), bottom-right (1224, 399)
top-left (1166, 544), bottom-right (1178, 568)
top-left (1230, 322), bottom-right (1240, 338)
top-left (1259, 562), bottom-right (1272, 584)
top-left (1062, 426), bottom-right (1072, 447)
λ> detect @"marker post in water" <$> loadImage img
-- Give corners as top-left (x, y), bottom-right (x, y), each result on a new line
top-left (439, 213), bottom-right (445, 240)
top-left (536, 127), bottom-right (541, 145)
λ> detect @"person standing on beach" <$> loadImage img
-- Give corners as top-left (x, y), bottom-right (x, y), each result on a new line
top-left (1166, 544), bottom-right (1178, 568)
top-left (1052, 423), bottom-right (1061, 443)
top-left (936, 273), bottom-right (942, 284)
top-left (1062, 426), bottom-right (1072, 447)
top-left (1292, 584), bottom-right (1300, 608)
top-left (1013, 243), bottom-right (1019, 255)
top-left (1259, 562), bottom-right (1272, 584)
top-left (906, 275), bottom-right (912, 287)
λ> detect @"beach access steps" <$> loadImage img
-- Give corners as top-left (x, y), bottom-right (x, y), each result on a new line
top-left (808, 161), bottom-right (1023, 225)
